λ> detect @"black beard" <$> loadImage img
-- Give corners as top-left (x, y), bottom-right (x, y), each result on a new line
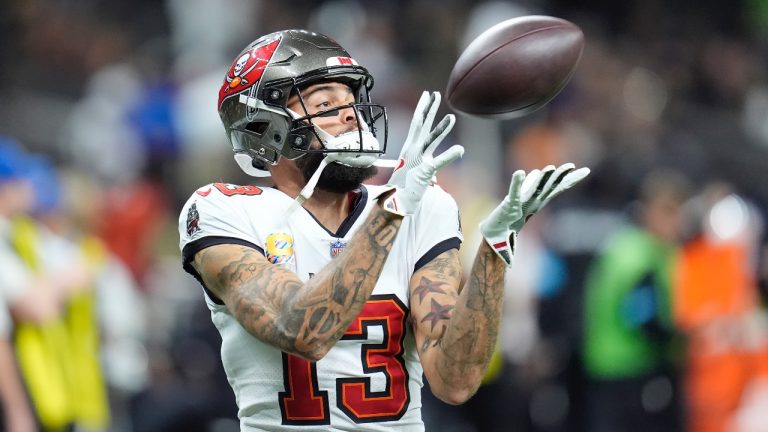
top-left (295, 153), bottom-right (378, 194)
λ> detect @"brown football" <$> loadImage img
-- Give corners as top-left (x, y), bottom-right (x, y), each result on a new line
top-left (445, 15), bottom-right (584, 119)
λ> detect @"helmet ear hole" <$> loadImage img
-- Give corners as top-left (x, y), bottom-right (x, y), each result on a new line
top-left (251, 157), bottom-right (268, 171)
top-left (245, 122), bottom-right (269, 136)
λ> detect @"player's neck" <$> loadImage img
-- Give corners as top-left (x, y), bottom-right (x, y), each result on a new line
top-left (271, 161), bottom-right (355, 231)
top-left (302, 188), bottom-right (351, 232)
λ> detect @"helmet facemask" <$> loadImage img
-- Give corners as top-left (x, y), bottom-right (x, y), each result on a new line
top-left (229, 73), bottom-right (388, 179)
top-left (278, 77), bottom-right (388, 209)
top-left (286, 103), bottom-right (387, 168)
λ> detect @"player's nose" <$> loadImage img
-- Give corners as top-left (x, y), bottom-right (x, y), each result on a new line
top-left (338, 105), bottom-right (356, 124)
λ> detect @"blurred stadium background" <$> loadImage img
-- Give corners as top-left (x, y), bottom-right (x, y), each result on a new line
top-left (2, 0), bottom-right (768, 431)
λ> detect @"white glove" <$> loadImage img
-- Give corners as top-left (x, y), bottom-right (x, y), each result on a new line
top-left (381, 140), bottom-right (463, 216)
top-left (388, 91), bottom-right (456, 188)
top-left (479, 163), bottom-right (590, 266)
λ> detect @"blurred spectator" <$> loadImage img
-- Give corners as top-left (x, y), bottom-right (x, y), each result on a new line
top-left (63, 63), bottom-right (147, 185)
top-left (0, 138), bottom-right (58, 326)
top-left (7, 155), bottom-right (113, 432)
top-left (674, 185), bottom-right (768, 432)
top-left (0, 139), bottom-right (75, 431)
top-left (582, 169), bottom-right (692, 432)
top-left (37, 165), bottom-right (154, 432)
top-left (56, 171), bottom-right (150, 402)
top-left (0, 138), bottom-right (38, 432)
top-left (97, 179), bottom-right (171, 287)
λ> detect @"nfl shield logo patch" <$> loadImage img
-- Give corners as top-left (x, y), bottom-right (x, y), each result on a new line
top-left (329, 239), bottom-right (346, 258)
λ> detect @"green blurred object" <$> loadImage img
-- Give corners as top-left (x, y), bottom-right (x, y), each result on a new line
top-left (582, 227), bottom-right (678, 378)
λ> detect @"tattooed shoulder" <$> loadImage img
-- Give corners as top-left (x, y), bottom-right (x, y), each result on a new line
top-left (421, 249), bottom-right (462, 279)
top-left (192, 244), bottom-right (270, 298)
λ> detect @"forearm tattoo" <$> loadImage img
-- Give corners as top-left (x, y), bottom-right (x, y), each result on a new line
top-left (413, 253), bottom-right (460, 356)
top-left (198, 208), bottom-right (402, 359)
top-left (435, 243), bottom-right (505, 387)
top-left (420, 324), bottom-right (448, 353)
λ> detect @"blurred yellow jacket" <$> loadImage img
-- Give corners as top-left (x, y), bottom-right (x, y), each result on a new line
top-left (10, 217), bottom-right (109, 431)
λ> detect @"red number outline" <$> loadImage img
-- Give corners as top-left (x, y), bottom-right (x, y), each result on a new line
top-left (213, 182), bottom-right (263, 196)
top-left (278, 354), bottom-right (330, 425)
top-left (278, 295), bottom-right (410, 425)
top-left (337, 295), bottom-right (410, 423)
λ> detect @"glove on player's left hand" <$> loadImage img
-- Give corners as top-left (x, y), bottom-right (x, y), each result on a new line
top-left (479, 163), bottom-right (590, 266)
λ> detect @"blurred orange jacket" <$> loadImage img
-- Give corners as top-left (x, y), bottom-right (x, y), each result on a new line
top-left (674, 237), bottom-right (768, 432)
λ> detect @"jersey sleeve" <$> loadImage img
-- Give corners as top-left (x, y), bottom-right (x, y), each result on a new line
top-left (178, 184), bottom-right (265, 302)
top-left (413, 185), bottom-right (463, 272)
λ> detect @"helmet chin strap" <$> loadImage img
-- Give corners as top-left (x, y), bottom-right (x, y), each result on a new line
top-left (286, 154), bottom-right (333, 215)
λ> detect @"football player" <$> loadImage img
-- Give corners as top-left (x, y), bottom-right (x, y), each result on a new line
top-left (178, 29), bottom-right (589, 431)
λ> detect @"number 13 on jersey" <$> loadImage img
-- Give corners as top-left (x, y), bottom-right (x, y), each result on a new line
top-left (279, 295), bottom-right (410, 425)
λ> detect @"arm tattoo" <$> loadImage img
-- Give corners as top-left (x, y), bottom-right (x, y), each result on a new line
top-left (412, 250), bottom-right (460, 355)
top-left (198, 208), bottom-right (402, 359)
top-left (421, 299), bottom-right (453, 331)
top-left (464, 245), bottom-right (505, 312)
top-left (413, 277), bottom-right (448, 304)
top-left (289, 211), bottom-right (400, 354)
top-left (432, 242), bottom-right (505, 393)
top-left (425, 254), bottom-right (460, 279)
top-left (420, 324), bottom-right (447, 353)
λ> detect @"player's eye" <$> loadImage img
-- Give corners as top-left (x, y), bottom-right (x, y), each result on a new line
top-left (313, 101), bottom-right (337, 116)
top-left (315, 106), bottom-right (338, 118)
top-left (316, 101), bottom-right (357, 118)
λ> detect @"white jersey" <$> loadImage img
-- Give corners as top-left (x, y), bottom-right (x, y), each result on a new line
top-left (178, 182), bottom-right (462, 431)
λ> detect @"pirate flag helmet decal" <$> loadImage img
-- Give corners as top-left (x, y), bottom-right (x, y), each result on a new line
top-left (218, 37), bottom-right (281, 109)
